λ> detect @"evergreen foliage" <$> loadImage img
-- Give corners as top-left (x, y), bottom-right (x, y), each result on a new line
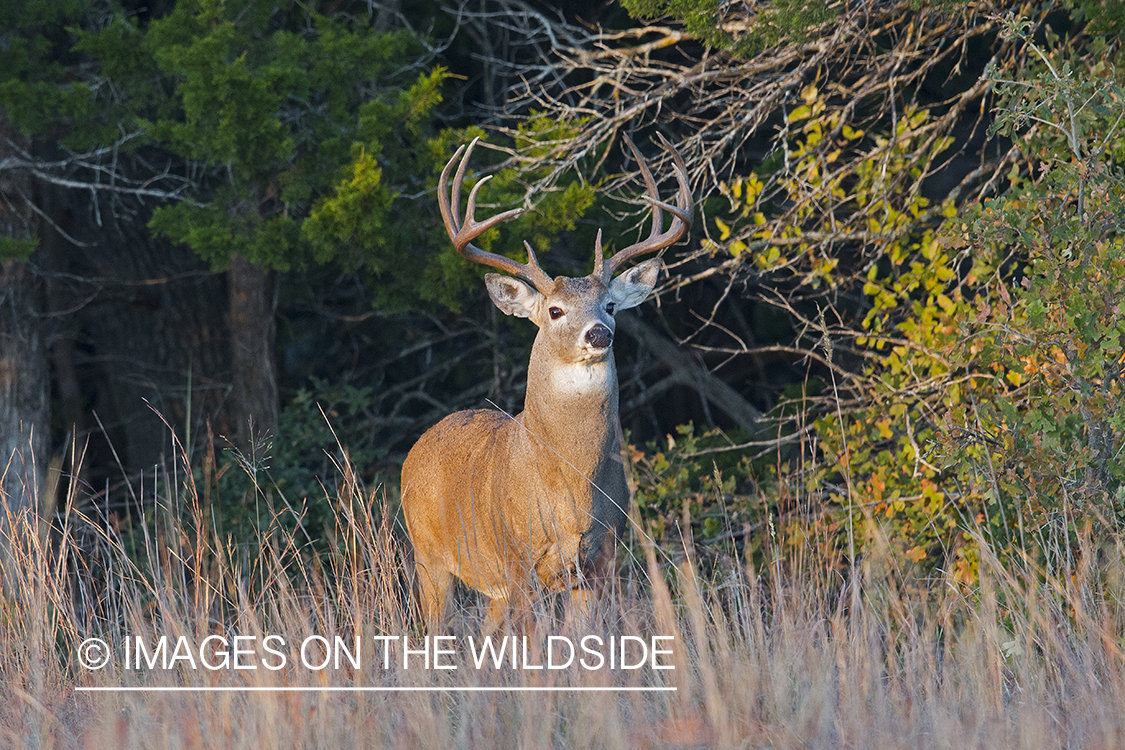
top-left (3, 0), bottom-right (1123, 579)
top-left (621, 0), bottom-right (837, 55)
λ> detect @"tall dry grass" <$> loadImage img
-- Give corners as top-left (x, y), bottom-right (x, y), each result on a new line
top-left (2, 438), bottom-right (1124, 749)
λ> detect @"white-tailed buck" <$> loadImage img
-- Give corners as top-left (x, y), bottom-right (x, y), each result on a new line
top-left (402, 136), bottom-right (692, 628)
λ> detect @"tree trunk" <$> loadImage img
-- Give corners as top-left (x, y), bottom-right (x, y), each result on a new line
top-left (0, 260), bottom-right (48, 518)
top-left (228, 254), bottom-right (278, 453)
top-left (0, 124), bottom-right (49, 566)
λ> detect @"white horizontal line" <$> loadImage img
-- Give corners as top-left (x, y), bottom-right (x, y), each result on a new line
top-left (76, 686), bottom-right (676, 693)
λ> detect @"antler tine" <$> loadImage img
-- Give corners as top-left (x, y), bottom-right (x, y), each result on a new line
top-left (624, 134), bottom-right (663, 246)
top-left (656, 131), bottom-right (694, 225)
top-left (438, 138), bottom-right (552, 292)
top-left (592, 229), bottom-right (604, 278)
top-left (602, 136), bottom-right (695, 282)
top-left (438, 143), bottom-right (467, 237)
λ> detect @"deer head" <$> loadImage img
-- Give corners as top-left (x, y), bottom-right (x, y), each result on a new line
top-left (438, 135), bottom-right (690, 329)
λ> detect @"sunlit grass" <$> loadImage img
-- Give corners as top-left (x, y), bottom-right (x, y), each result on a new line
top-left (2, 438), bottom-right (1124, 749)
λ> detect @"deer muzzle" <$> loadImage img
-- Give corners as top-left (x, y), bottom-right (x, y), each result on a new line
top-left (585, 323), bottom-right (613, 350)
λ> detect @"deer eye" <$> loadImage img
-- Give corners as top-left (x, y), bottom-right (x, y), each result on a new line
top-left (605, 302), bottom-right (616, 315)
top-left (548, 306), bottom-right (564, 320)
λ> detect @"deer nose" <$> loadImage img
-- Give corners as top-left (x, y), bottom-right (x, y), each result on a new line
top-left (585, 323), bottom-right (613, 349)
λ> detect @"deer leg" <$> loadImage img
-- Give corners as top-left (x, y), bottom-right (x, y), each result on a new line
top-left (484, 583), bottom-right (536, 636)
top-left (416, 562), bottom-right (452, 632)
top-left (577, 533), bottom-right (617, 594)
top-left (481, 597), bottom-right (500, 635)
top-left (565, 587), bottom-right (596, 631)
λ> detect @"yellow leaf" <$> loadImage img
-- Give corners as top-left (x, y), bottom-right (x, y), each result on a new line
top-left (876, 418), bottom-right (893, 439)
top-left (1006, 369), bottom-right (1022, 387)
top-left (715, 217), bottom-right (732, 241)
top-left (788, 105), bottom-right (811, 123)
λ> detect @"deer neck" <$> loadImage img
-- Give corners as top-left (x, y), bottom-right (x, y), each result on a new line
top-left (521, 342), bottom-right (619, 474)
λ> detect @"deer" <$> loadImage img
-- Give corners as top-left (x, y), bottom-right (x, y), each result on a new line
top-left (401, 135), bottom-right (692, 630)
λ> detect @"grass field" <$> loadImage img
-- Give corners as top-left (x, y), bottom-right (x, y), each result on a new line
top-left (3, 445), bottom-right (1124, 750)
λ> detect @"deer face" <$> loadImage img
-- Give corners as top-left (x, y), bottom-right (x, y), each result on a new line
top-left (485, 258), bottom-right (662, 366)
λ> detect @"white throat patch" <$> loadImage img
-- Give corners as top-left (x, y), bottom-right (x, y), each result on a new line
top-left (549, 360), bottom-right (614, 395)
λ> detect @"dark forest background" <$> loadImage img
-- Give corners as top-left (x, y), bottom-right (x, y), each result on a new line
top-left (2, 0), bottom-right (1122, 578)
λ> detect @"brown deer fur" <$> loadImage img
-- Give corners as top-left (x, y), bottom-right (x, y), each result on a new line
top-left (401, 137), bottom-right (692, 629)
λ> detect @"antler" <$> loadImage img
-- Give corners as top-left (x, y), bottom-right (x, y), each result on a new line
top-left (594, 134), bottom-right (694, 283)
top-left (439, 138), bottom-right (553, 292)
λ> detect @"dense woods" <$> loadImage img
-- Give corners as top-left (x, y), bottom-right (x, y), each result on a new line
top-left (1, 0), bottom-right (1122, 583)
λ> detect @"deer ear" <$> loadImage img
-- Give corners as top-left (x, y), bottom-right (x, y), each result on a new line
top-left (485, 274), bottom-right (542, 320)
top-left (608, 258), bottom-right (663, 310)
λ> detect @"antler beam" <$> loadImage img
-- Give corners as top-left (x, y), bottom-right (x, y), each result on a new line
top-left (595, 134), bottom-right (694, 283)
top-left (439, 138), bottom-right (553, 292)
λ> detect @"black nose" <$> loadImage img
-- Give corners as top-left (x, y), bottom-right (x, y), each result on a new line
top-left (585, 324), bottom-right (612, 349)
